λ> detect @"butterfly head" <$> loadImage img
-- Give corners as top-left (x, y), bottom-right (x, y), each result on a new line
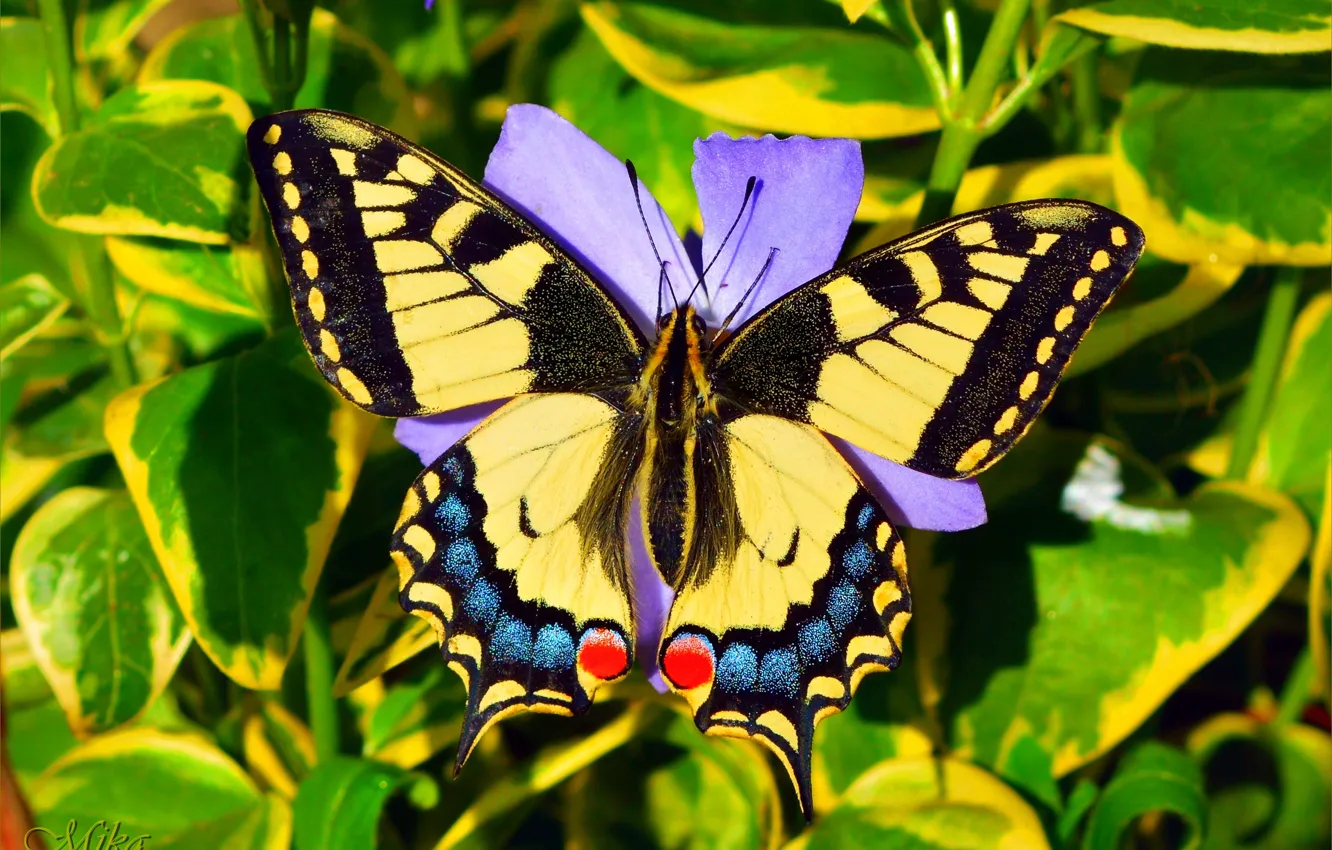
top-left (638, 304), bottom-right (715, 430)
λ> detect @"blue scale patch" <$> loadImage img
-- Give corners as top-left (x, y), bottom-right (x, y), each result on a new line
top-left (757, 648), bottom-right (800, 698)
top-left (797, 618), bottom-right (836, 664)
top-left (491, 614), bottom-right (533, 664)
top-left (440, 455), bottom-right (466, 484)
top-left (716, 643), bottom-right (759, 691)
top-left (461, 579), bottom-right (500, 626)
top-left (827, 582), bottom-right (862, 631)
top-left (435, 494), bottom-right (471, 536)
top-left (533, 624), bottom-right (575, 670)
top-left (444, 539), bottom-right (481, 584)
top-left (857, 503), bottom-right (875, 530)
top-left (842, 540), bottom-right (875, 580)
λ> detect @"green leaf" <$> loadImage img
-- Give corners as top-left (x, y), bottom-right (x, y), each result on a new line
top-left (1, 628), bottom-right (54, 709)
top-left (292, 756), bottom-right (432, 850)
top-left (104, 330), bottom-right (375, 689)
top-left (28, 728), bottom-right (289, 847)
top-left (550, 27), bottom-right (712, 230)
top-left (568, 710), bottom-right (777, 850)
top-left (106, 236), bottom-right (273, 320)
top-left (1188, 712), bottom-right (1332, 849)
top-left (1056, 0), bottom-right (1331, 54)
top-left (0, 18), bottom-right (59, 138)
top-left (581, 3), bottom-right (938, 139)
top-left (811, 655), bottom-right (934, 802)
top-left (1082, 742), bottom-right (1205, 850)
top-left (1112, 51), bottom-right (1331, 267)
top-left (139, 9), bottom-right (416, 136)
top-left (787, 756), bottom-right (1050, 850)
top-left (1252, 291), bottom-right (1331, 517)
top-left (358, 663), bottom-right (464, 770)
top-left (4, 699), bottom-right (79, 789)
top-left (929, 433), bottom-right (1311, 778)
top-left (333, 563), bottom-right (435, 698)
top-left (0, 273), bottom-right (68, 358)
top-left (1069, 258), bottom-right (1245, 377)
top-left (10, 371), bottom-right (115, 460)
top-left (435, 703), bottom-right (659, 850)
top-left (75, 0), bottom-right (174, 62)
top-left (32, 80), bottom-right (253, 244)
top-left (243, 701), bottom-right (317, 800)
top-left (1, 112), bottom-right (73, 292)
top-left (10, 488), bottom-right (190, 735)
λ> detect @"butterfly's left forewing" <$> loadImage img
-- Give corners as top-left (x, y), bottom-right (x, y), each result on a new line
top-left (393, 393), bottom-right (642, 764)
top-left (247, 110), bottom-right (644, 417)
top-left (657, 414), bottom-right (910, 816)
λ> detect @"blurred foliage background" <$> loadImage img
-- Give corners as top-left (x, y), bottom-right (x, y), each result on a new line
top-left (1, 0), bottom-right (1329, 848)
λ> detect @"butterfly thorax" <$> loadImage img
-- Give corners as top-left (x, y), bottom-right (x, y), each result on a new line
top-left (632, 305), bottom-right (734, 589)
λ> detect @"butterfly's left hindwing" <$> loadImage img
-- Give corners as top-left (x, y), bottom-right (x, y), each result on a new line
top-left (393, 393), bottom-right (642, 765)
top-left (656, 414), bottom-right (910, 816)
top-left (712, 200), bottom-right (1145, 479)
top-left (247, 110), bottom-right (644, 417)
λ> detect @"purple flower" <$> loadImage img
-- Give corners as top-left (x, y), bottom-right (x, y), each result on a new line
top-left (394, 105), bottom-right (987, 689)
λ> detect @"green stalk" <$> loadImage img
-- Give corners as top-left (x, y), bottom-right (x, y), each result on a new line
top-left (1226, 267), bottom-right (1303, 479)
top-left (884, 0), bottom-right (952, 117)
top-left (36, 0), bottom-right (78, 134)
top-left (1273, 647), bottom-right (1314, 728)
top-left (272, 17), bottom-right (293, 110)
top-left (74, 237), bottom-right (136, 387)
top-left (915, 0), bottom-right (1032, 227)
top-left (1070, 50), bottom-right (1101, 154)
top-left (38, 0), bottom-right (136, 388)
top-left (239, 0), bottom-right (276, 96)
top-left (939, 0), bottom-right (964, 94)
top-left (303, 585), bottom-right (339, 761)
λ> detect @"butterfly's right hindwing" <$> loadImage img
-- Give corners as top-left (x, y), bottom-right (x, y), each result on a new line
top-left (247, 110), bottom-right (644, 416)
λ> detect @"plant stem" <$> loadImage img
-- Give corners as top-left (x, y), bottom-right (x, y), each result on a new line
top-left (39, 0), bottom-right (136, 388)
top-left (239, 0), bottom-right (276, 95)
top-left (885, 0), bottom-right (952, 117)
top-left (1273, 647), bottom-right (1314, 728)
top-left (914, 0), bottom-right (1032, 228)
top-left (36, 0), bottom-right (78, 134)
top-left (939, 0), bottom-right (964, 94)
top-left (303, 585), bottom-right (339, 762)
top-left (74, 237), bottom-right (136, 387)
top-left (957, 0), bottom-right (1031, 128)
top-left (1226, 267), bottom-right (1302, 479)
top-left (273, 17), bottom-right (293, 109)
top-left (1071, 50), bottom-right (1101, 154)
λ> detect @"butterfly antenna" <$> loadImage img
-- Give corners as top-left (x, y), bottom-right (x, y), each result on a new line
top-left (626, 160), bottom-right (677, 311)
top-left (716, 246), bottom-right (778, 336)
top-left (687, 175), bottom-right (757, 305)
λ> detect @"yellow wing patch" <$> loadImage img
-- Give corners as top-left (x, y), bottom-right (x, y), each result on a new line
top-left (393, 394), bottom-right (639, 767)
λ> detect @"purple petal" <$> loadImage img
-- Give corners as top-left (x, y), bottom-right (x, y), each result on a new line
top-left (692, 134), bottom-right (862, 328)
top-left (628, 491), bottom-right (673, 693)
top-left (393, 401), bottom-right (506, 465)
top-left (830, 436), bottom-right (987, 531)
top-left (484, 104), bottom-right (690, 335)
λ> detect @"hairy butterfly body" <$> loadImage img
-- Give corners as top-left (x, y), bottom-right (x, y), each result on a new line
top-left (247, 109), bottom-right (1144, 817)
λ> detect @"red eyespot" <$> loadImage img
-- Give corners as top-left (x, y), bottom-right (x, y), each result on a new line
top-left (578, 628), bottom-right (629, 680)
top-left (662, 633), bottom-right (715, 690)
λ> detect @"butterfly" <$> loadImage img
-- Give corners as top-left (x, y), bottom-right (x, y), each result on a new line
top-left (247, 109), bottom-right (1145, 817)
